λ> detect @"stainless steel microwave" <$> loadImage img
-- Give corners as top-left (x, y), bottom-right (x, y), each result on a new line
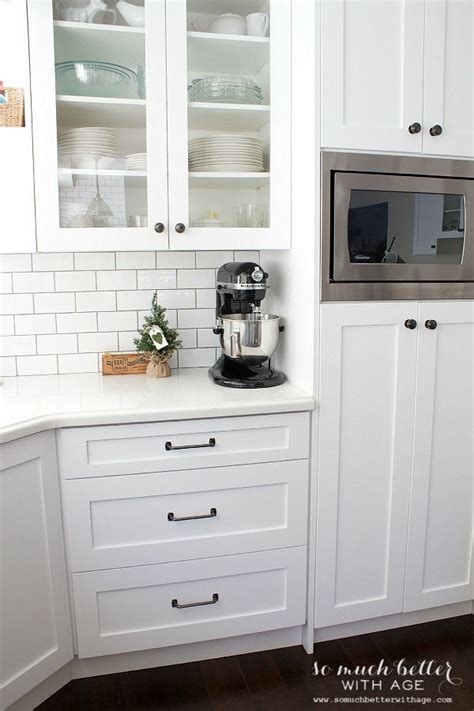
top-left (321, 152), bottom-right (474, 301)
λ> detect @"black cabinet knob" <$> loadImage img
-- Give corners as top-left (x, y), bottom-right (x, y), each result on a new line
top-left (404, 319), bottom-right (417, 330)
top-left (429, 124), bottom-right (443, 136)
top-left (425, 319), bottom-right (438, 330)
top-left (154, 222), bottom-right (165, 233)
top-left (175, 223), bottom-right (186, 233)
top-left (408, 122), bottom-right (422, 134)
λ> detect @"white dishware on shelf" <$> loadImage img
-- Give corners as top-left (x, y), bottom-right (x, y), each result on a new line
top-left (189, 134), bottom-right (264, 172)
top-left (246, 13), bottom-right (269, 37)
top-left (192, 210), bottom-right (225, 228)
top-left (116, 1), bottom-right (144, 27)
top-left (125, 152), bottom-right (147, 170)
top-left (209, 13), bottom-right (246, 35)
top-left (58, 127), bottom-right (118, 168)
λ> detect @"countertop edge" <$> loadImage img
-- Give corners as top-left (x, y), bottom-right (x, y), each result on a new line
top-left (0, 397), bottom-right (315, 444)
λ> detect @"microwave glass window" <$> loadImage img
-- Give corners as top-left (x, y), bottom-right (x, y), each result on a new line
top-left (348, 190), bottom-right (465, 265)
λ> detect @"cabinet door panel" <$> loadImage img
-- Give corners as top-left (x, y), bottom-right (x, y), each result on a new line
top-left (404, 302), bottom-right (473, 611)
top-left (423, 0), bottom-right (474, 158)
top-left (0, 432), bottom-right (72, 709)
top-left (315, 303), bottom-right (417, 626)
top-left (321, 0), bottom-right (424, 153)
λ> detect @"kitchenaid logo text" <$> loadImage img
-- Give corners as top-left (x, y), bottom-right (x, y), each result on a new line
top-left (313, 659), bottom-right (463, 693)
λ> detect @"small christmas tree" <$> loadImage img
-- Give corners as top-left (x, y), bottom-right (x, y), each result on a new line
top-left (134, 293), bottom-right (182, 378)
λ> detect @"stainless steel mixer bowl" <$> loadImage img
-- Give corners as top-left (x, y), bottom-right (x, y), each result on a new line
top-left (219, 313), bottom-right (281, 363)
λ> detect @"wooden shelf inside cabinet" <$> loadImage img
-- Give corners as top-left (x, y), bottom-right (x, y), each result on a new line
top-left (58, 168), bottom-right (147, 188)
top-left (56, 96), bottom-right (146, 128)
top-left (187, 32), bottom-right (270, 75)
top-left (53, 21), bottom-right (145, 66)
top-left (189, 172), bottom-right (270, 189)
top-left (188, 102), bottom-right (270, 131)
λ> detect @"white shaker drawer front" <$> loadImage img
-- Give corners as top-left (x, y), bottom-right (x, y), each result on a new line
top-left (62, 461), bottom-right (309, 571)
top-left (72, 547), bottom-right (307, 658)
top-left (58, 413), bottom-right (310, 479)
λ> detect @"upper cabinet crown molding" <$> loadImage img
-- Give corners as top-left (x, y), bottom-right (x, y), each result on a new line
top-left (321, 0), bottom-right (474, 159)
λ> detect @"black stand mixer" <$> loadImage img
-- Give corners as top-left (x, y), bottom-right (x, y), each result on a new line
top-left (208, 262), bottom-right (285, 389)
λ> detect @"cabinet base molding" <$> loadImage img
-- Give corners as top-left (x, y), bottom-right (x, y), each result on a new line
top-left (314, 601), bottom-right (472, 643)
top-left (5, 626), bottom-right (303, 711)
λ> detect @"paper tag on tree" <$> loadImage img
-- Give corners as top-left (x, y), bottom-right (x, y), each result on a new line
top-left (148, 325), bottom-right (168, 351)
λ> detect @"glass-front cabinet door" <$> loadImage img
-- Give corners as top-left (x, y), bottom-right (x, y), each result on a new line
top-left (29, 0), bottom-right (168, 251)
top-left (166, 0), bottom-right (291, 250)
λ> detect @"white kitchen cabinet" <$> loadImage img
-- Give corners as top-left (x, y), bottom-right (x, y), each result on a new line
top-left (315, 303), bottom-right (417, 626)
top-left (0, 431), bottom-right (73, 710)
top-left (315, 301), bottom-right (474, 628)
top-left (28, 0), bottom-right (169, 252)
top-left (423, 0), bottom-right (474, 158)
top-left (321, 0), bottom-right (425, 154)
top-left (0, 0), bottom-right (36, 254)
top-left (321, 0), bottom-right (474, 158)
top-left (27, 0), bottom-right (291, 252)
top-left (404, 301), bottom-right (473, 610)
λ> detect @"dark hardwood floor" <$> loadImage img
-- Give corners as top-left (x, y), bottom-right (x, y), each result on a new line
top-left (36, 615), bottom-right (473, 711)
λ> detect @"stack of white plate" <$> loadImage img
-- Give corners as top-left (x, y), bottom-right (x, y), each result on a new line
top-left (189, 134), bottom-right (264, 172)
top-left (125, 153), bottom-right (147, 171)
top-left (58, 127), bottom-right (118, 169)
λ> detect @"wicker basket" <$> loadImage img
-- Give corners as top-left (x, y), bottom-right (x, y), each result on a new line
top-left (0, 88), bottom-right (25, 127)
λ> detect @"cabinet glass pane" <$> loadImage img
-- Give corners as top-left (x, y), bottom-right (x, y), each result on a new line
top-left (348, 190), bottom-right (465, 265)
top-left (52, 1), bottom-right (147, 229)
top-left (186, 0), bottom-right (270, 229)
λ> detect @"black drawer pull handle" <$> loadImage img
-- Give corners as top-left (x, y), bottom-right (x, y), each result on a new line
top-left (165, 437), bottom-right (216, 451)
top-left (168, 507), bottom-right (217, 522)
top-left (172, 593), bottom-right (219, 609)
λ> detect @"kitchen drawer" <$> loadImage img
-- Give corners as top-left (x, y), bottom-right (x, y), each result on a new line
top-left (58, 413), bottom-right (310, 479)
top-left (72, 547), bottom-right (307, 658)
top-left (62, 460), bottom-right (309, 571)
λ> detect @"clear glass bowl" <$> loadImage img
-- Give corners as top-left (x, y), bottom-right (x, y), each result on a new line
top-left (188, 76), bottom-right (263, 105)
top-left (55, 61), bottom-right (138, 99)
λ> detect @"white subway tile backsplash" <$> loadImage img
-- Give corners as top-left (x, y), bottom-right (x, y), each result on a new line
top-left (178, 329), bottom-right (197, 349)
top-left (0, 254), bottom-right (31, 272)
top-left (198, 328), bottom-right (220, 347)
top-left (116, 290), bottom-right (155, 311)
top-left (118, 331), bottom-right (138, 351)
top-left (98, 311), bottom-right (137, 332)
top-left (56, 312), bottom-right (97, 333)
top-left (76, 291), bottom-right (116, 312)
top-left (13, 272), bottom-right (54, 293)
top-left (55, 271), bottom-right (95, 292)
top-left (37, 334), bottom-right (77, 355)
top-left (178, 309), bottom-right (215, 329)
top-left (156, 252), bottom-right (195, 269)
top-left (0, 293), bottom-right (34, 315)
top-left (34, 292), bottom-right (75, 313)
top-left (97, 270), bottom-right (136, 290)
top-left (32, 253), bottom-right (74, 271)
top-left (0, 356), bottom-right (17, 376)
top-left (0, 335), bottom-right (36, 356)
top-left (177, 269), bottom-right (215, 288)
top-left (195, 251), bottom-right (233, 268)
top-left (178, 348), bottom-right (215, 368)
top-left (116, 252), bottom-right (156, 270)
top-left (196, 289), bottom-right (215, 308)
top-left (58, 353), bottom-right (98, 374)
top-left (0, 250), bottom-right (259, 376)
top-left (0, 315), bottom-right (14, 336)
top-left (15, 314), bottom-right (56, 335)
top-left (78, 332), bottom-right (118, 353)
top-left (235, 251), bottom-right (260, 263)
top-left (17, 355), bottom-right (58, 376)
top-left (137, 270), bottom-right (176, 290)
top-left (75, 253), bottom-right (115, 270)
top-left (0, 273), bottom-right (13, 293)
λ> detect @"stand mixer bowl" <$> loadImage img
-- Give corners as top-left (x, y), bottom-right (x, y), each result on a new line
top-left (219, 313), bottom-right (281, 364)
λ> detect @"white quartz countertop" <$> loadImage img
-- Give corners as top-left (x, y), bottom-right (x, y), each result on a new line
top-left (0, 368), bottom-right (314, 443)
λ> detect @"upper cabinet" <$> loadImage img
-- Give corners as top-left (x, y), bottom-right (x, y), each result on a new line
top-left (27, 0), bottom-right (290, 252)
top-left (321, 0), bottom-right (474, 158)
